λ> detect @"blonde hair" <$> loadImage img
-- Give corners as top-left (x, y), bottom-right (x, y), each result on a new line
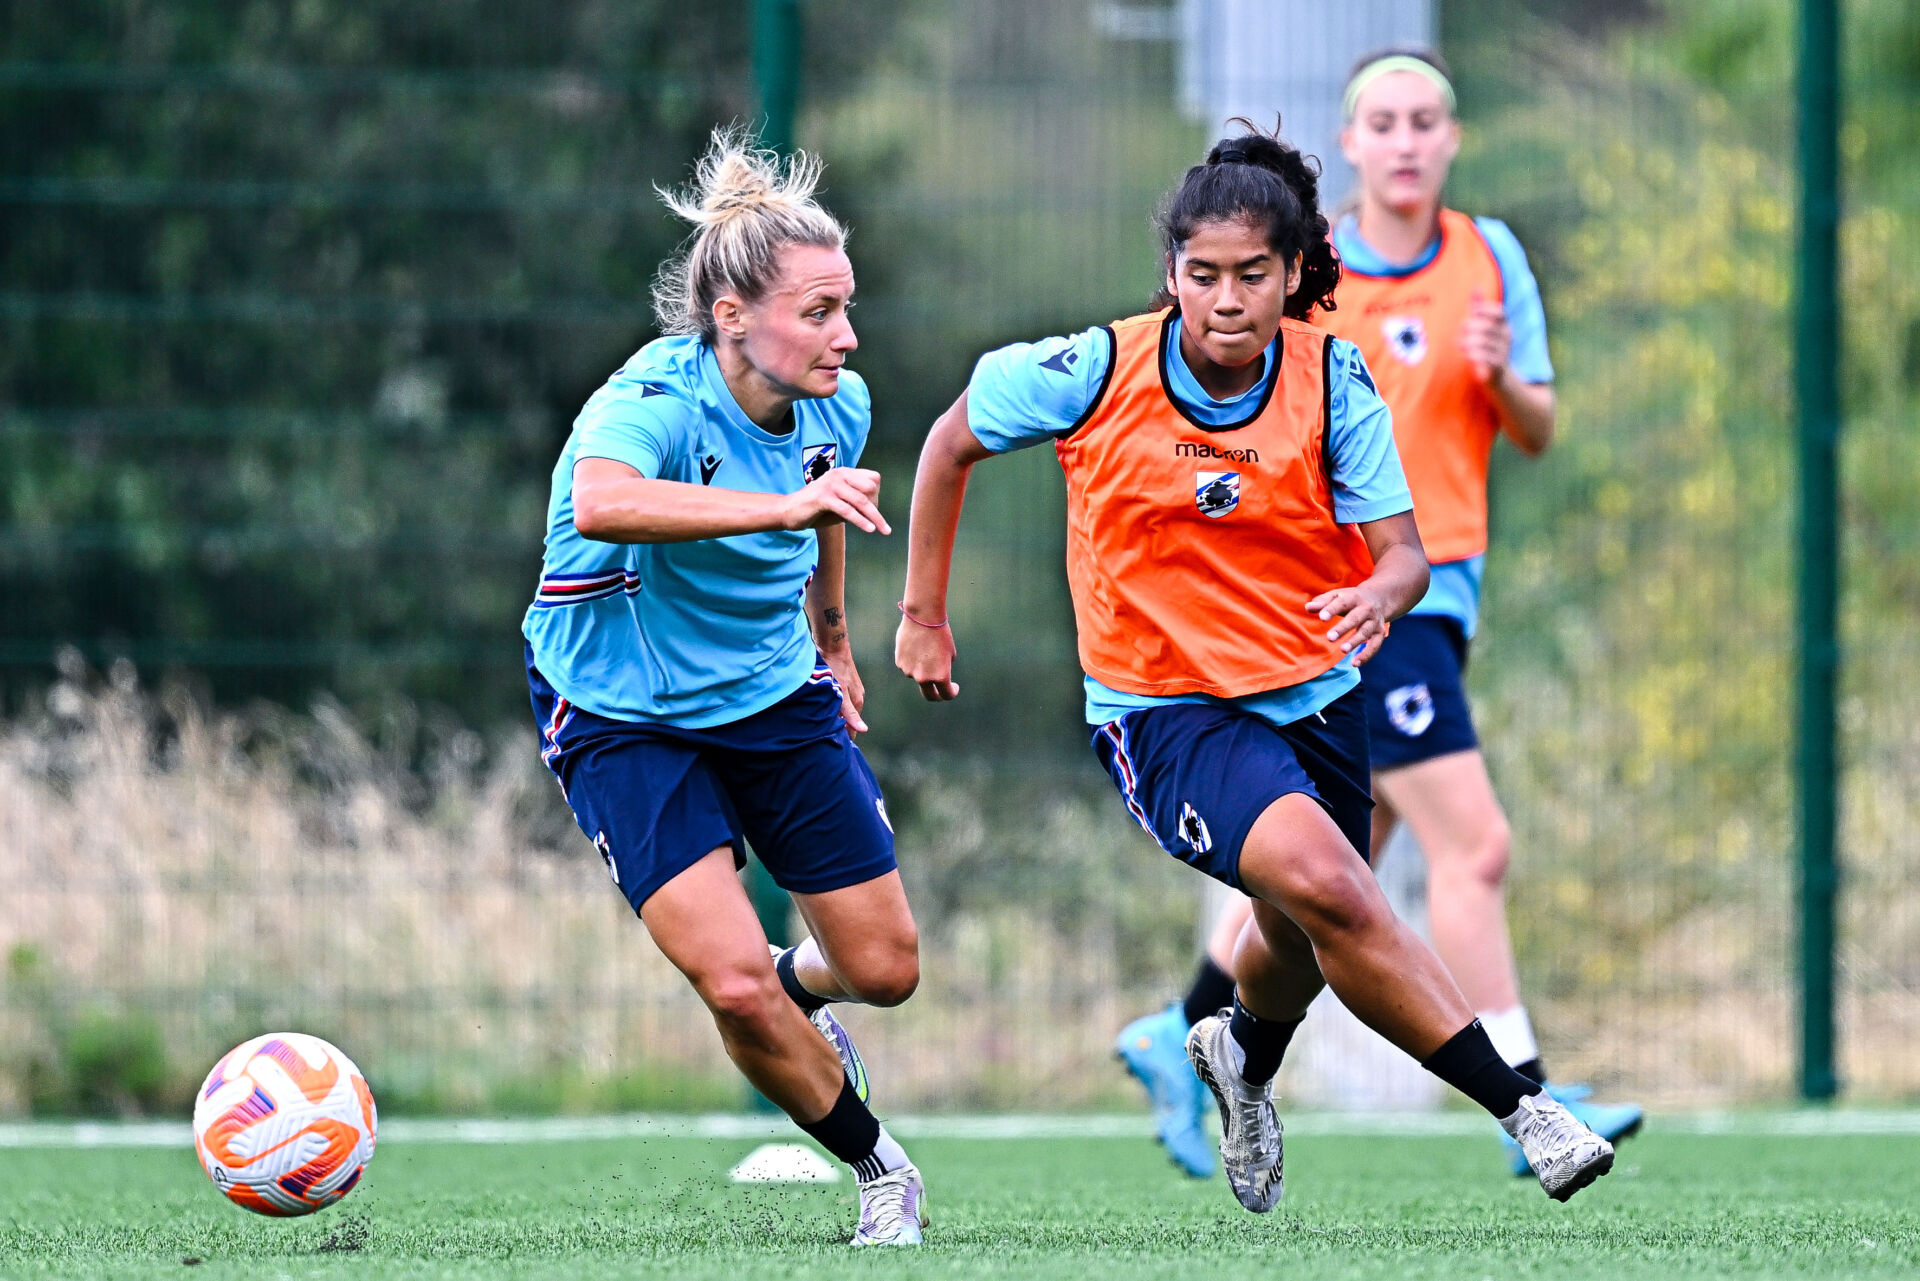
top-left (651, 126), bottom-right (848, 343)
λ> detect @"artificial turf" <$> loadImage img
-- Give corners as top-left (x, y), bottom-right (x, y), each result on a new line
top-left (2, 1128), bottom-right (1916, 1279)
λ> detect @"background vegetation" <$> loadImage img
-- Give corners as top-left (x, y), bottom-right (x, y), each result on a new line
top-left (0, 0), bottom-right (1914, 1113)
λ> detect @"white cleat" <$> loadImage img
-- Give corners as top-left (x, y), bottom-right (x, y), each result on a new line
top-left (851, 1164), bottom-right (928, 1246)
top-left (1186, 1013), bottom-right (1284, 1212)
top-left (1500, 1090), bottom-right (1615, 1202)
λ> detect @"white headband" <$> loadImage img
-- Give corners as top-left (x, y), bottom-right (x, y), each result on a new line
top-left (1342, 55), bottom-right (1456, 120)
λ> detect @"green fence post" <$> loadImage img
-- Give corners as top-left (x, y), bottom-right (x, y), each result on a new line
top-left (1794, 0), bottom-right (1841, 1103)
top-left (755, 0), bottom-right (801, 156)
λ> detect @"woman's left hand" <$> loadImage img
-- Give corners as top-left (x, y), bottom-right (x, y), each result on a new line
top-left (1458, 289), bottom-right (1511, 383)
top-left (822, 646), bottom-right (869, 735)
top-left (1305, 585), bottom-right (1392, 666)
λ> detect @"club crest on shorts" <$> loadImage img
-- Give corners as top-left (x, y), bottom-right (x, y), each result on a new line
top-left (1179, 802), bottom-right (1213, 855)
top-left (593, 830), bottom-right (619, 885)
top-left (1195, 471), bottom-right (1240, 518)
top-left (1386, 683), bottom-right (1435, 737)
top-left (802, 442), bottom-right (837, 483)
top-left (1383, 316), bottom-right (1428, 366)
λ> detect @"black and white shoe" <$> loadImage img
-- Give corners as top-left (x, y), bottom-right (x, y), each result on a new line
top-left (1185, 1013), bottom-right (1283, 1212)
top-left (1500, 1090), bottom-right (1615, 1201)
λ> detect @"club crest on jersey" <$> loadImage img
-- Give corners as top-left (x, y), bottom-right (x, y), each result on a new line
top-left (1179, 802), bottom-right (1213, 855)
top-left (1386, 683), bottom-right (1435, 737)
top-left (1195, 471), bottom-right (1240, 518)
top-left (1383, 316), bottom-right (1427, 366)
top-left (802, 443), bottom-right (837, 483)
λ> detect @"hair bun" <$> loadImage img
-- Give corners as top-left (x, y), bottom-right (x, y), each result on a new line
top-left (651, 125), bottom-right (847, 341)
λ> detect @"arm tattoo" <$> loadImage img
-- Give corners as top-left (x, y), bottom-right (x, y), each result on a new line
top-left (823, 607), bottom-right (843, 627)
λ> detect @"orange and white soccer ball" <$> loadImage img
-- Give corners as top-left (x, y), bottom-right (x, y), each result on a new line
top-left (192, 1032), bottom-right (377, 1216)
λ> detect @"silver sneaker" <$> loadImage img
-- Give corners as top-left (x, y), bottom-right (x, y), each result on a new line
top-left (1500, 1090), bottom-right (1615, 1201)
top-left (1186, 1013), bottom-right (1284, 1212)
top-left (851, 1163), bottom-right (927, 1246)
top-left (771, 944), bottom-right (870, 1104)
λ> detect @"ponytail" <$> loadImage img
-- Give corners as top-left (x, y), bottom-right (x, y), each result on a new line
top-left (1152, 117), bottom-right (1340, 320)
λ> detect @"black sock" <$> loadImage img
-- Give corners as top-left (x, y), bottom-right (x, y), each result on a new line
top-left (774, 946), bottom-right (828, 1013)
top-left (1421, 1020), bottom-right (1542, 1119)
top-left (1182, 956), bottom-right (1237, 1029)
top-left (1227, 994), bottom-right (1301, 1088)
top-left (796, 1079), bottom-right (886, 1181)
top-left (1514, 1056), bottom-right (1548, 1087)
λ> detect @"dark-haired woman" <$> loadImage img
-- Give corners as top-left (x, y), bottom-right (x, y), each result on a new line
top-left (895, 126), bottom-right (1613, 1209)
top-left (1125, 49), bottom-right (1642, 1183)
top-left (524, 129), bottom-right (926, 1245)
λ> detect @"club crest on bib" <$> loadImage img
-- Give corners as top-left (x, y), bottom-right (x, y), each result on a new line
top-left (1386, 683), bottom-right (1435, 737)
top-left (802, 442), bottom-right (838, 483)
top-left (1195, 471), bottom-right (1240, 519)
top-left (1383, 316), bottom-right (1428, 366)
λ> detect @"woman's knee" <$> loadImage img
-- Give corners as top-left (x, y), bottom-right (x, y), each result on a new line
top-left (1432, 814), bottom-right (1511, 891)
top-left (839, 930), bottom-right (920, 1008)
top-left (1268, 849), bottom-right (1385, 937)
top-left (699, 968), bottom-right (790, 1046)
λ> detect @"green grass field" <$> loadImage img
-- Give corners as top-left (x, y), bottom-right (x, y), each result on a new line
top-left (4, 1127), bottom-right (1917, 1280)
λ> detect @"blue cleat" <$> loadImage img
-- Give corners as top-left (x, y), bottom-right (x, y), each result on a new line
top-left (1116, 1002), bottom-right (1215, 1178)
top-left (1504, 1083), bottom-right (1643, 1176)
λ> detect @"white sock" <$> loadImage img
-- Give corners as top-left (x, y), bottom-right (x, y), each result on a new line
top-left (863, 1125), bottom-right (911, 1181)
top-left (793, 936), bottom-right (862, 1006)
top-left (1478, 1006), bottom-right (1540, 1071)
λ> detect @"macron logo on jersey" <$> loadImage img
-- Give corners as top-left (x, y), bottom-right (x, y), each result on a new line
top-left (699, 452), bottom-right (723, 485)
top-left (1350, 358), bottom-right (1377, 394)
top-left (1039, 345), bottom-right (1080, 375)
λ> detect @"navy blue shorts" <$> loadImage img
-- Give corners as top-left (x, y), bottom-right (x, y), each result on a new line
top-left (528, 648), bottom-right (896, 914)
top-left (1090, 686), bottom-right (1374, 890)
top-left (1360, 614), bottom-right (1480, 771)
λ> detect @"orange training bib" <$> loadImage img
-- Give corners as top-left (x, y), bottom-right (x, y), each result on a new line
top-left (1321, 208), bottom-right (1503, 563)
top-left (1055, 309), bottom-right (1373, 698)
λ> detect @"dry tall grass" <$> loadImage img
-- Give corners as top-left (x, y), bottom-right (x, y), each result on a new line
top-left (2, 653), bottom-right (1914, 1117)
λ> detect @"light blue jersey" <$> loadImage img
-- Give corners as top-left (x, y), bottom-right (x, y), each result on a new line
top-left (523, 335), bottom-right (870, 727)
top-left (1333, 215), bottom-right (1552, 639)
top-left (967, 315), bottom-right (1413, 730)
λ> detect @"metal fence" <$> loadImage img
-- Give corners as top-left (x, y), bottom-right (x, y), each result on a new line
top-left (1, 0), bottom-right (1915, 1115)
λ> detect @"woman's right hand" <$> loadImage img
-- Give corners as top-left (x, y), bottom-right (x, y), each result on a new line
top-left (895, 610), bottom-right (960, 701)
top-left (783, 467), bottom-right (891, 535)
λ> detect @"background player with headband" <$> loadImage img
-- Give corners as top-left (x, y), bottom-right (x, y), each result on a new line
top-left (1116, 50), bottom-right (1643, 1179)
top-left (897, 122), bottom-right (1615, 1210)
top-left (522, 128), bottom-right (928, 1246)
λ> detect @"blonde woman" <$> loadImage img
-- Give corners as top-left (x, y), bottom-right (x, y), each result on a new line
top-left (522, 129), bottom-right (926, 1246)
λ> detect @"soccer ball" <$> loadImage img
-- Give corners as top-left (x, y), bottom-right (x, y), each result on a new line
top-left (192, 1032), bottom-right (377, 1216)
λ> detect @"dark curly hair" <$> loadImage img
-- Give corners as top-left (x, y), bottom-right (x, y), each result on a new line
top-left (1151, 117), bottom-right (1340, 321)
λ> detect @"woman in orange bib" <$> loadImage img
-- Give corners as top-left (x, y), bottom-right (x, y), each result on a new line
top-left (895, 123), bottom-right (1612, 1209)
top-left (1140, 49), bottom-right (1642, 1178)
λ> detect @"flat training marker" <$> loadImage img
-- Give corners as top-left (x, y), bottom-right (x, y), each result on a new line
top-left (728, 1142), bottom-right (841, 1183)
